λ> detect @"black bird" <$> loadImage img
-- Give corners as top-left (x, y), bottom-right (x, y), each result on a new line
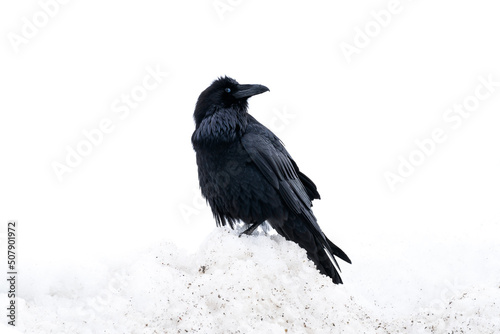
top-left (191, 76), bottom-right (351, 283)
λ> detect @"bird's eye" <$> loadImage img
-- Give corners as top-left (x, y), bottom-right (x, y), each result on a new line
top-left (224, 87), bottom-right (231, 93)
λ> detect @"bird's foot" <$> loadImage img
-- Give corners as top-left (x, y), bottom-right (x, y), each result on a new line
top-left (238, 222), bottom-right (262, 237)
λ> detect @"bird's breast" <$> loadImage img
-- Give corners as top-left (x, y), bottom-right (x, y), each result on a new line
top-left (196, 141), bottom-right (251, 194)
top-left (195, 140), bottom-right (282, 223)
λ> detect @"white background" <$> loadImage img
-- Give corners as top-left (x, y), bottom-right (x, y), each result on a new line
top-left (1, 0), bottom-right (499, 310)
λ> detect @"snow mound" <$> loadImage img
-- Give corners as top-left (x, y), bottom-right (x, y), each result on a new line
top-left (5, 227), bottom-right (500, 333)
top-left (14, 228), bottom-right (371, 333)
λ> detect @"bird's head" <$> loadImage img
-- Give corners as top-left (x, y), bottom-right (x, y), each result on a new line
top-left (193, 76), bottom-right (269, 126)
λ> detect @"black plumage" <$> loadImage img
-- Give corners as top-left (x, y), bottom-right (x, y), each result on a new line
top-left (191, 76), bottom-right (351, 283)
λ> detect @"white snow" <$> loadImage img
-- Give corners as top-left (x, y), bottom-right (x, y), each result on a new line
top-left (4, 225), bottom-right (500, 333)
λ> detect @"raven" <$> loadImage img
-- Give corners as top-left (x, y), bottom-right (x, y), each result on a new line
top-left (191, 76), bottom-right (351, 283)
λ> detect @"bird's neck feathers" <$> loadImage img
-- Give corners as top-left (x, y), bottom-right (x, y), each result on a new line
top-left (192, 106), bottom-right (248, 148)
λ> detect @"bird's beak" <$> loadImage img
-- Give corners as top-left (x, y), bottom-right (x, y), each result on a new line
top-left (233, 84), bottom-right (270, 99)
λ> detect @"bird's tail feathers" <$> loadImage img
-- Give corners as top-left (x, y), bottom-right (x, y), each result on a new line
top-left (325, 236), bottom-right (351, 264)
top-left (272, 214), bottom-right (350, 284)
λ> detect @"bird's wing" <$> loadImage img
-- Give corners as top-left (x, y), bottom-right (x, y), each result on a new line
top-left (295, 166), bottom-right (321, 201)
top-left (241, 116), bottom-right (351, 276)
top-left (241, 116), bottom-right (324, 234)
top-left (244, 116), bottom-right (320, 196)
